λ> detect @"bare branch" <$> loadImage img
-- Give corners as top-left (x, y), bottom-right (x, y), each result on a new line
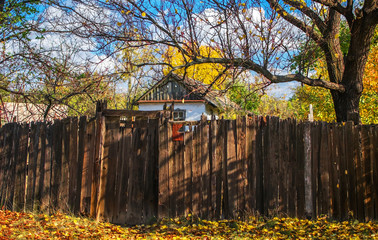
top-left (266, 0), bottom-right (325, 44)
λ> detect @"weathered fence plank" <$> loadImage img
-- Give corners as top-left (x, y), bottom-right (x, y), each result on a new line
top-left (0, 127), bottom-right (4, 207)
top-left (41, 123), bottom-right (52, 213)
top-left (184, 124), bottom-right (193, 215)
top-left (355, 125), bottom-right (365, 221)
top-left (80, 117), bottom-right (93, 215)
top-left (214, 120), bottom-right (224, 218)
top-left (51, 120), bottom-right (62, 211)
top-left (237, 117), bottom-right (247, 214)
top-left (373, 126), bottom-right (378, 219)
top-left (226, 119), bottom-right (238, 217)
top-left (345, 122), bottom-right (357, 218)
top-left (200, 115), bottom-right (210, 218)
top-left (97, 116), bottom-right (119, 221)
top-left (158, 117), bottom-right (169, 218)
top-left (91, 115), bottom-right (105, 218)
top-left (361, 125), bottom-right (373, 221)
top-left (13, 124), bottom-right (28, 211)
top-left (144, 119), bottom-right (159, 223)
top-left (287, 119), bottom-right (297, 217)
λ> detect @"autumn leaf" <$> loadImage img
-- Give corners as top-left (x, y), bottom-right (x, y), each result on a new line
top-left (1, 210), bottom-right (377, 239)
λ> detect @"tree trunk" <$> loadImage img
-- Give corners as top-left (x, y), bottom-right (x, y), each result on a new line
top-left (329, 17), bottom-right (376, 124)
top-left (331, 87), bottom-right (361, 124)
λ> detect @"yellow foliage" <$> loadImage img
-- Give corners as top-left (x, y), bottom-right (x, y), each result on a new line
top-left (163, 45), bottom-right (228, 90)
top-left (1, 210), bottom-right (377, 239)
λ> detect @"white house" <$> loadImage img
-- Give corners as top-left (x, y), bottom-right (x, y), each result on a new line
top-left (136, 73), bottom-right (238, 121)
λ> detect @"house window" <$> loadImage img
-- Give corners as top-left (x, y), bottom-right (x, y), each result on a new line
top-left (173, 109), bottom-right (186, 121)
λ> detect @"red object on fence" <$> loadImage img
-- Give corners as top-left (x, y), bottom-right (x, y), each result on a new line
top-left (172, 123), bottom-right (184, 141)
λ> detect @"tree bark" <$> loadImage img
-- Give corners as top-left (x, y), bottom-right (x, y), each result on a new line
top-left (330, 17), bottom-right (376, 124)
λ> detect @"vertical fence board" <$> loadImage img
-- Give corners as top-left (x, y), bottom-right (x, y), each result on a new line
top-left (177, 140), bottom-right (186, 217)
top-left (121, 125), bottom-right (133, 220)
top-left (361, 125), bottom-right (373, 221)
top-left (168, 123), bottom-right (176, 217)
top-left (270, 117), bottom-right (280, 215)
top-left (25, 123), bottom-right (37, 210)
top-left (255, 118), bottom-right (264, 215)
top-left (0, 125), bottom-right (8, 208)
top-left (355, 125), bottom-right (365, 221)
top-left (262, 118), bottom-right (269, 216)
top-left (278, 120), bottom-right (289, 215)
top-left (184, 124), bottom-right (193, 215)
top-left (34, 123), bottom-right (46, 212)
top-left (59, 119), bottom-right (70, 212)
top-left (5, 124), bottom-right (16, 210)
top-left (125, 120), bottom-right (147, 224)
top-left (192, 124), bottom-right (201, 216)
top-left (345, 122), bottom-right (357, 218)
top-left (13, 124), bottom-right (28, 211)
top-left (246, 117), bottom-right (256, 213)
top-left (311, 123), bottom-right (320, 217)
top-left (226, 120), bottom-right (238, 217)
top-left (51, 120), bottom-right (62, 211)
top-left (80, 117), bottom-right (93, 215)
top-left (10, 124), bottom-right (20, 211)
top-left (114, 126), bottom-right (128, 223)
top-left (0, 127), bottom-right (4, 207)
top-left (237, 117), bottom-right (247, 214)
top-left (91, 115), bottom-right (104, 218)
top-left (74, 117), bottom-right (85, 214)
top-left (209, 119), bottom-right (216, 218)
top-left (108, 117), bottom-right (121, 223)
top-left (338, 125), bottom-right (348, 220)
top-left (97, 116), bottom-right (120, 222)
top-left (200, 116), bottom-right (210, 218)
top-left (296, 122), bottom-right (305, 218)
top-left (214, 120), bottom-right (224, 218)
top-left (41, 124), bottom-right (52, 213)
top-left (373, 126), bottom-right (378, 219)
top-left (158, 117), bottom-right (169, 218)
top-left (144, 119), bottom-right (159, 223)
top-left (68, 117), bottom-right (79, 213)
top-left (318, 123), bottom-right (330, 216)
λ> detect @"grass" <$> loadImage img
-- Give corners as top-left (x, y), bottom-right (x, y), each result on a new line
top-left (0, 210), bottom-right (377, 239)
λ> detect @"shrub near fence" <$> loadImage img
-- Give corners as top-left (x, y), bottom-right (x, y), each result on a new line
top-left (0, 112), bottom-right (377, 225)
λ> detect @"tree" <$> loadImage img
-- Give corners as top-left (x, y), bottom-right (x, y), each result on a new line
top-left (0, 1), bottom-right (125, 120)
top-left (48, 0), bottom-right (377, 122)
top-left (290, 27), bottom-right (378, 124)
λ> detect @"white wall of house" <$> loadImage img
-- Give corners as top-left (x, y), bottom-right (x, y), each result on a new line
top-left (138, 102), bottom-right (214, 121)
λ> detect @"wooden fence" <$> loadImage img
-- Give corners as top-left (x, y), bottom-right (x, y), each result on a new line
top-left (0, 112), bottom-right (377, 224)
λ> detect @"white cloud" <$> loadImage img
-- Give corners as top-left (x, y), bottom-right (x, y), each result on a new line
top-left (266, 81), bottom-right (300, 98)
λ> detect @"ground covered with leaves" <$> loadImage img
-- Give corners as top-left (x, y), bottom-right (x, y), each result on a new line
top-left (0, 210), bottom-right (377, 239)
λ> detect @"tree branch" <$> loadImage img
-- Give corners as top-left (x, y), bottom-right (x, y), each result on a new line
top-left (283, 0), bottom-right (327, 33)
top-left (313, 0), bottom-right (348, 16)
top-left (186, 57), bottom-right (345, 92)
top-left (266, 0), bottom-right (325, 45)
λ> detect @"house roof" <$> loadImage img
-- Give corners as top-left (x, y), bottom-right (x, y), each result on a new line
top-left (135, 73), bottom-right (240, 111)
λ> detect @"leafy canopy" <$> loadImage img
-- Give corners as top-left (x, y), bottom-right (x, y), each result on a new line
top-left (163, 45), bottom-right (228, 90)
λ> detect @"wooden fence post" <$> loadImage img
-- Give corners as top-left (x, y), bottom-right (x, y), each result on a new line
top-left (304, 122), bottom-right (313, 218)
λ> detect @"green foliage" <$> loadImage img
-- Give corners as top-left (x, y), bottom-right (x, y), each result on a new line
top-left (256, 95), bottom-right (297, 119)
top-left (227, 83), bottom-right (260, 114)
top-left (0, 0), bottom-right (41, 41)
top-left (290, 86), bottom-right (336, 122)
